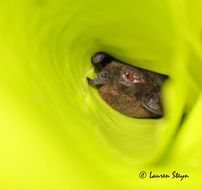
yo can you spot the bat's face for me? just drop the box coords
[113,64,146,95]
[87,52,168,118]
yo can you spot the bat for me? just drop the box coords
[87,52,168,118]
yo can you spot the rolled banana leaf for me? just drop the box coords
[0,0,202,189]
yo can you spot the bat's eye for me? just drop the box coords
[122,70,144,83]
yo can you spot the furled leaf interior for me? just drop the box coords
[0,0,202,189]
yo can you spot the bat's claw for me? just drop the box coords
[140,93,163,117]
[87,77,108,87]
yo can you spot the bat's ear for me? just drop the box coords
[155,74,169,86]
[91,52,113,71]
[140,93,163,117]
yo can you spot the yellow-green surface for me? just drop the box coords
[0,0,202,189]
